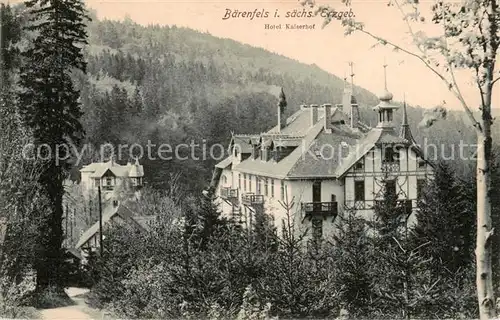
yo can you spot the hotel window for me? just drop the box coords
[280,180,285,201]
[256,177,261,195]
[354,160,364,171]
[264,178,269,196]
[383,146,398,163]
[354,180,365,201]
[418,159,426,168]
[249,175,252,192]
[238,174,241,189]
[105,177,113,186]
[271,179,275,197]
[243,174,247,191]
[223,175,227,185]
[387,110,393,122]
[417,179,426,199]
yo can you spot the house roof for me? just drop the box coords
[232,106,367,179]
[334,128,422,177]
[75,203,145,249]
[217,99,424,181]
[234,120,324,179]
[82,159,144,179]
[215,156,233,169]
[230,135,255,154]
[287,125,364,178]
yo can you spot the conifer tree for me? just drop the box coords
[411,161,475,276]
[369,177,444,319]
[331,209,372,317]
[18,0,89,293]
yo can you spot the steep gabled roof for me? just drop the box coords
[231,106,369,179]
[75,204,145,249]
[287,124,364,179]
[335,128,422,178]
[215,156,233,169]
[235,121,324,179]
[230,135,255,153]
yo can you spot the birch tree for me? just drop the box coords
[301,0,499,317]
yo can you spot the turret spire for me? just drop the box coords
[349,61,354,89]
[399,94,414,142]
[373,59,398,130]
[378,58,393,101]
[278,87,287,130]
[383,58,388,90]
[347,61,360,129]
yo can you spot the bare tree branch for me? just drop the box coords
[493,76,500,86]
[352,24,483,132]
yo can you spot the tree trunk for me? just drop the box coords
[35,167,66,294]
[476,124,496,319]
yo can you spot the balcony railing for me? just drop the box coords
[242,193,264,206]
[346,199,413,213]
[374,199,413,213]
[301,202,338,220]
[220,187,238,200]
[381,160,400,172]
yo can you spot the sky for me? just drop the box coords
[10,0,500,110]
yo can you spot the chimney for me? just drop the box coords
[278,88,287,131]
[310,104,318,127]
[350,95,360,129]
[322,104,332,133]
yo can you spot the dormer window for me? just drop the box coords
[354,161,364,171]
[132,177,142,186]
[105,177,113,186]
[273,147,281,162]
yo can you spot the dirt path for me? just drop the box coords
[39,288,110,320]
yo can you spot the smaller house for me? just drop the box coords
[80,157,144,198]
[75,201,148,262]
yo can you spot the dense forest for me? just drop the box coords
[74,11,495,192]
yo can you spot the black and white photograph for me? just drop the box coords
[0,0,499,318]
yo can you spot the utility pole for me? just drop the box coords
[71,208,75,245]
[98,186,103,256]
[65,203,68,246]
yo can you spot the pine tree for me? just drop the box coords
[411,161,475,276]
[331,209,372,317]
[369,177,444,319]
[18,0,89,293]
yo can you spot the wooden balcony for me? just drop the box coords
[241,193,264,206]
[301,202,338,220]
[374,199,413,213]
[381,160,400,172]
[102,185,114,191]
[220,187,238,200]
[346,200,413,213]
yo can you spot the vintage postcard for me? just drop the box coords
[1,0,500,319]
